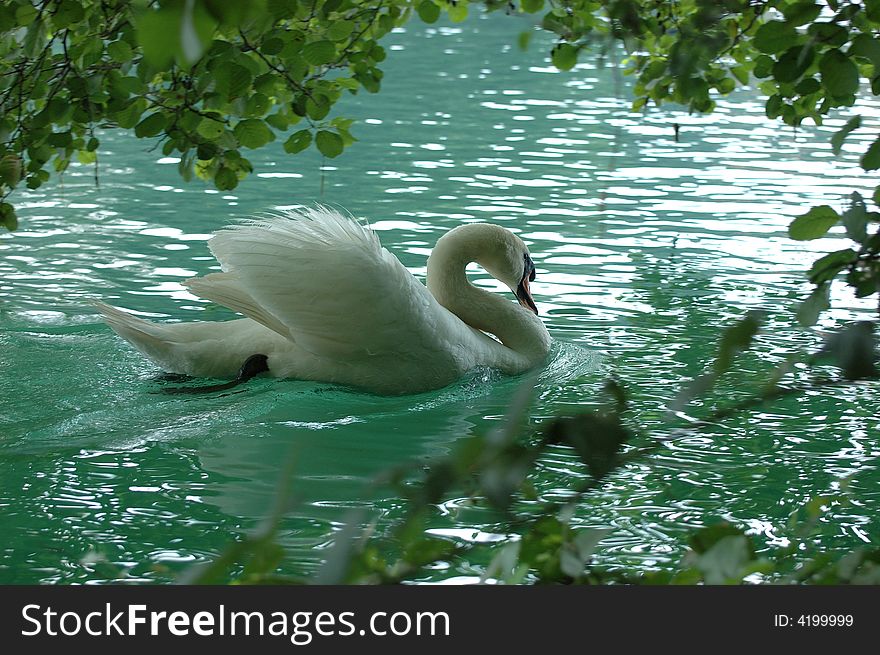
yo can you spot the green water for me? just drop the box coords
[2,15,879,584]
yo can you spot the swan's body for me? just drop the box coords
[95,207,551,395]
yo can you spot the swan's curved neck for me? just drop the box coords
[426,224,550,366]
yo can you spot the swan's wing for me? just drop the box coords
[184,272,291,338]
[198,206,448,360]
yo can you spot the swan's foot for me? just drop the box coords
[160,354,270,395]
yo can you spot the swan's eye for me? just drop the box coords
[524,254,536,282]
[517,254,539,315]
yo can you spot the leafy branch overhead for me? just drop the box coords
[0,0,435,229]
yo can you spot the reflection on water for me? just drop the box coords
[1,14,878,583]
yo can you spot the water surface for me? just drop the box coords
[2,14,879,583]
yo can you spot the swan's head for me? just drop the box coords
[469,225,539,316]
[428,222,540,316]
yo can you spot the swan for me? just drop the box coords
[94,206,552,395]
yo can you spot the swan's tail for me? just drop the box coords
[92,301,184,372]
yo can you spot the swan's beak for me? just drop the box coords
[517,255,538,315]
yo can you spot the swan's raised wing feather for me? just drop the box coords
[184,272,291,338]
[202,207,445,361]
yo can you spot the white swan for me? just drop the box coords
[94,207,551,395]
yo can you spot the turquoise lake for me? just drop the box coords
[1,13,879,583]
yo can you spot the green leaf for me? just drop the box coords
[820,49,860,97]
[402,537,457,568]
[842,192,869,243]
[107,40,134,63]
[268,0,299,20]
[336,126,356,147]
[283,129,312,154]
[847,260,880,299]
[241,541,285,580]
[715,311,763,375]
[789,205,840,240]
[730,65,749,85]
[15,4,37,25]
[754,21,797,55]
[109,75,144,98]
[482,542,523,584]
[196,140,219,159]
[417,0,440,23]
[808,21,848,47]
[765,94,783,119]
[135,6,180,69]
[178,153,194,182]
[47,131,73,147]
[797,283,830,327]
[245,93,271,117]
[214,166,238,190]
[197,118,225,140]
[551,44,578,71]
[862,137,880,171]
[53,0,85,29]
[329,116,354,131]
[315,130,344,158]
[689,523,747,554]
[0,154,22,187]
[302,40,336,66]
[521,0,544,13]
[572,528,613,564]
[849,33,880,69]
[305,95,330,120]
[782,1,821,26]
[136,0,214,67]
[260,36,284,56]
[715,77,735,94]
[545,412,631,480]
[773,45,814,84]
[44,97,71,123]
[690,534,755,584]
[448,2,468,22]
[265,112,291,131]
[753,55,774,79]
[808,249,858,284]
[134,112,166,138]
[831,116,861,155]
[216,64,253,100]
[822,322,878,380]
[794,77,820,95]
[369,43,386,63]
[518,516,566,580]
[254,72,280,96]
[113,99,147,129]
[233,119,275,149]
[327,21,354,42]
[0,202,18,231]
